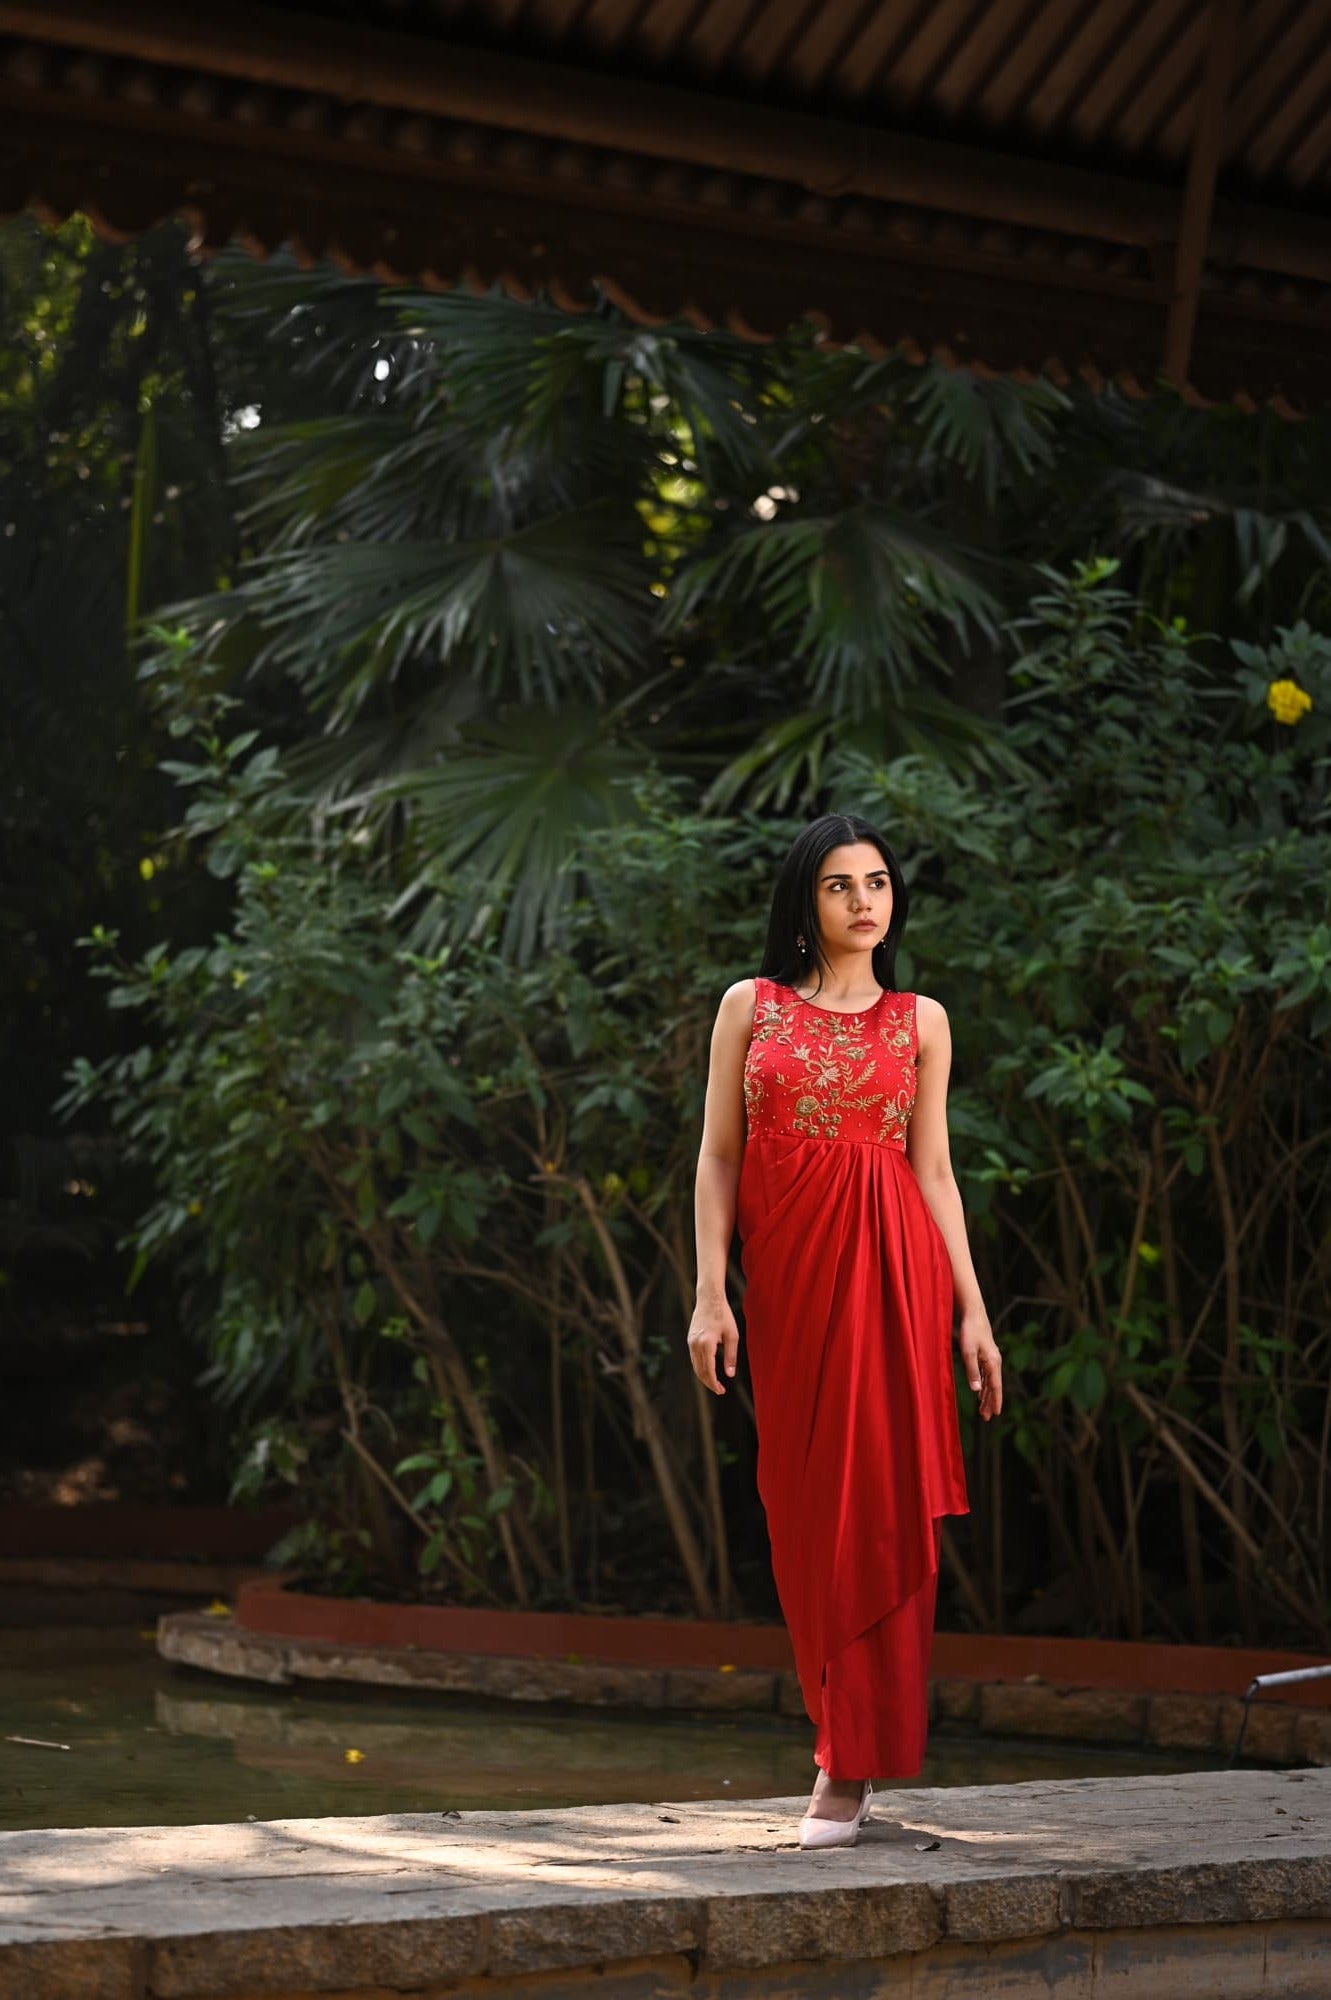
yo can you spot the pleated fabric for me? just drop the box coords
[814,1522,941,1780]
[737,979,969,1778]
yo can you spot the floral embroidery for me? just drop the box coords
[743,982,918,1149]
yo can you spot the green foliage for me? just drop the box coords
[134,255,1331,982]
[64,563,1330,1640]
[141,255,1072,958]
[840,566,1330,1641]
[664,503,999,713]
[0,214,240,1345]
[18,221,1331,1638]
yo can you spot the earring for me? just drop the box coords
[796,932,807,954]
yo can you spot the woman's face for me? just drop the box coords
[813,841,893,956]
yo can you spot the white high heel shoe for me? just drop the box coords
[798,1778,873,1850]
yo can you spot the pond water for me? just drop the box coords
[1,1626,1232,1832]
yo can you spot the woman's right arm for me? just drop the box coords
[687,978,756,1397]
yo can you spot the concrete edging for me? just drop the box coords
[232,1577,1331,1703]
[2,1769,1330,1999]
[159,1611,1331,1766]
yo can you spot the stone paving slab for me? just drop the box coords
[1,1769,1330,1997]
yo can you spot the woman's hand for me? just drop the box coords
[688,1293,740,1396]
[958,1306,1003,1421]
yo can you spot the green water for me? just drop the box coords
[0,1626,1228,1831]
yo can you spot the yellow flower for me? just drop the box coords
[1267,678,1313,725]
[344,1748,365,1764]
[203,1600,231,1618]
[187,1200,202,1217]
[139,857,155,881]
[719,1662,736,1673]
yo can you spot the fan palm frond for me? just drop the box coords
[209,251,404,400]
[898,367,1069,505]
[1108,472,1331,611]
[275,677,491,827]
[393,291,770,482]
[238,502,650,718]
[372,707,645,961]
[705,681,1020,813]
[668,504,998,715]
[232,414,431,546]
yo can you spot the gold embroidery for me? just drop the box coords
[743,985,918,1148]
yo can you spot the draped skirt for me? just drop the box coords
[738,1132,969,1777]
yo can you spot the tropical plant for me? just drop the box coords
[848,564,1331,1645]
[65,562,1330,1645]
[18,215,1331,1638]
[131,252,1331,980]
[60,688,791,1611]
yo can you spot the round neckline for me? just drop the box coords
[782,981,890,1019]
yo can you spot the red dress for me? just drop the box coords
[737,977,969,1779]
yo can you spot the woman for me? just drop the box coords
[687,812,1002,1850]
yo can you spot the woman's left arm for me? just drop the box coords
[906,994,1003,1421]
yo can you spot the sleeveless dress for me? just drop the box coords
[737,977,969,1779]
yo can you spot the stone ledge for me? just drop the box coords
[159,1614,758,1715]
[1,1770,1329,1999]
[158,1614,1331,1764]
[935,1675,980,1723]
[979,1683,1148,1744]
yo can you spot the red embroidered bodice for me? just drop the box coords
[743,976,919,1152]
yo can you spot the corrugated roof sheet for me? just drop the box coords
[257,0,1331,199]
[2,0,1329,406]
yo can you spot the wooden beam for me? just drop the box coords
[3,0,1330,292]
[4,99,1329,408]
[0,0,1205,247]
[1162,0,1241,389]
[4,0,1330,286]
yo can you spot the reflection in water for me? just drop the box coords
[2,1626,1226,1831]
[153,1686,809,1807]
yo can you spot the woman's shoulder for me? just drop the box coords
[719,976,771,1008]
[718,976,761,1019]
[911,991,950,1050]
[709,978,761,1053]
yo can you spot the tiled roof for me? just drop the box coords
[2,0,1329,407]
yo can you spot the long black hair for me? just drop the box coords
[757,812,909,996]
